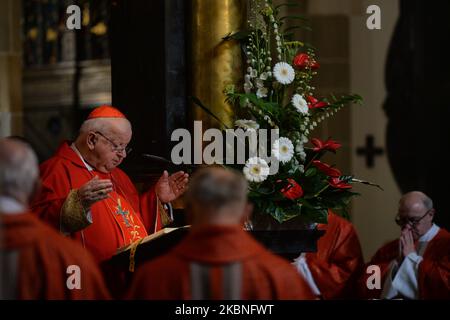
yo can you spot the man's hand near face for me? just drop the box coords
[398,226,417,264]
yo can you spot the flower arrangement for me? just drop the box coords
[194,0,377,225]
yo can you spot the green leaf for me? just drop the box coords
[275,2,299,10]
[301,206,328,224]
[279,15,309,22]
[331,207,350,220]
[301,174,329,198]
[222,30,252,41]
[283,32,295,41]
[237,93,280,123]
[190,96,230,129]
[285,24,312,32]
[305,167,317,177]
[283,25,302,33]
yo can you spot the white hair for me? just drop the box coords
[0,139,39,201]
[79,118,132,136]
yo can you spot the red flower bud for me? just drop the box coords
[293,53,320,71]
[307,95,328,109]
[329,177,352,189]
[310,60,320,70]
[312,160,341,177]
[280,178,304,200]
[293,53,310,70]
[311,138,342,153]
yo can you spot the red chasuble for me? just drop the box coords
[359,228,450,299]
[0,212,110,299]
[305,212,365,299]
[125,225,316,300]
[30,142,164,262]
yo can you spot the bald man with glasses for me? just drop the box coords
[359,191,450,299]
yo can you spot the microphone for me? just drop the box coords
[141,154,199,170]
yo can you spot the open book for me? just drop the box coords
[116,225,190,255]
[110,225,190,272]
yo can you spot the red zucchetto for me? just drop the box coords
[87,105,126,119]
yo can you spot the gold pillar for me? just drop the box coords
[188,0,246,129]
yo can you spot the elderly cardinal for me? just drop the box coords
[31,105,189,263]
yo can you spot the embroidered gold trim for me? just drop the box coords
[129,238,144,272]
[158,197,173,227]
[61,189,91,233]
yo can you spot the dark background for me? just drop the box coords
[384,0,450,230]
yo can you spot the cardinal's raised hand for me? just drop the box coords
[77,176,113,210]
[156,170,189,203]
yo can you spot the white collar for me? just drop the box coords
[419,223,440,242]
[71,143,94,171]
[0,196,26,215]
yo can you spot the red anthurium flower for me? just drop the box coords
[293,53,310,69]
[307,95,328,109]
[280,178,304,200]
[311,138,342,152]
[310,60,320,70]
[312,160,341,177]
[329,177,352,189]
[293,53,320,71]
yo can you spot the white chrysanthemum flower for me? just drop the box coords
[291,94,309,114]
[256,87,268,98]
[273,62,295,85]
[234,119,260,131]
[243,157,270,182]
[272,137,294,163]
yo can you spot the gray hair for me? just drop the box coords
[79,118,131,135]
[402,191,434,211]
[0,138,39,201]
[422,193,433,210]
[185,166,248,211]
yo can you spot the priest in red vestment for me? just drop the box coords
[125,167,315,300]
[1,138,110,299]
[292,211,365,299]
[30,106,189,263]
[359,191,450,299]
